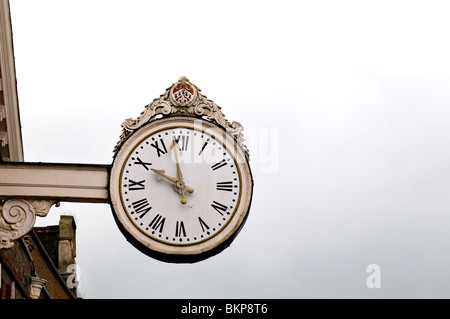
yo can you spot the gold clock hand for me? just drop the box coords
[150,168,178,184]
[170,138,194,204]
[170,138,183,181]
[181,182,194,194]
[151,168,194,204]
[180,190,187,204]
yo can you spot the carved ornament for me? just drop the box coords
[113,77,249,159]
[0,199,59,249]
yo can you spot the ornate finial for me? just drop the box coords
[113,77,249,160]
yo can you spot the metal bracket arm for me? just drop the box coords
[0,162,110,249]
[0,162,110,202]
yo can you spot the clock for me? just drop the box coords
[109,77,253,263]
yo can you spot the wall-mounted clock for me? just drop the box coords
[109,77,253,263]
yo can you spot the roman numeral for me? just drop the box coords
[150,139,167,157]
[133,157,152,170]
[216,181,233,192]
[175,221,186,237]
[211,201,227,215]
[211,159,227,171]
[128,179,145,191]
[173,135,189,151]
[198,141,208,156]
[198,217,210,233]
[148,214,165,233]
[131,198,152,219]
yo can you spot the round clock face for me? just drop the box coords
[110,117,253,262]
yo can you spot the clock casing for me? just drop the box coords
[109,116,253,263]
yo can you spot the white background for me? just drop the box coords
[9,0,450,298]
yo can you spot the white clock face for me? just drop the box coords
[119,124,241,246]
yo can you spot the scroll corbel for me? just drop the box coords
[0,199,59,249]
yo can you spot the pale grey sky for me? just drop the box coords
[9,0,450,298]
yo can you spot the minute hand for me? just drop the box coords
[170,139,194,205]
[171,139,184,181]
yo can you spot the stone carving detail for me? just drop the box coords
[0,199,59,249]
[30,277,48,299]
[0,132,7,147]
[113,76,249,159]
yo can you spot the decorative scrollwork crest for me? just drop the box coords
[113,77,249,159]
[0,199,59,249]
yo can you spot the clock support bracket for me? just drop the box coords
[0,76,251,254]
[0,162,109,249]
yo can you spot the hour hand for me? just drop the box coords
[150,168,178,184]
[151,167,194,205]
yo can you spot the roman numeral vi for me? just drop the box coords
[175,221,186,237]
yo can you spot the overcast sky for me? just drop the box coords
[8,0,450,298]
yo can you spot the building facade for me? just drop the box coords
[0,0,78,299]
[0,216,78,299]
[0,0,22,163]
